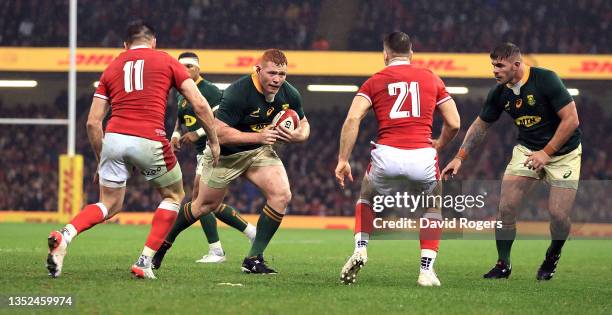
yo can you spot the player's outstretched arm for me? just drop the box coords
[441,117,492,178]
[86,97,110,163]
[179,79,219,165]
[335,95,371,188]
[433,98,460,151]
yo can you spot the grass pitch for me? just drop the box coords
[1,222,611,314]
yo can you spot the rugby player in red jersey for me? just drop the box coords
[46,20,219,279]
[335,32,460,286]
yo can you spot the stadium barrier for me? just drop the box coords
[2,211,611,237]
[0,48,610,79]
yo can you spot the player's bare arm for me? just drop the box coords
[441,117,492,177]
[171,119,181,151]
[432,98,460,151]
[180,78,220,165]
[524,101,580,171]
[86,97,111,163]
[216,119,279,145]
[335,95,371,188]
[276,117,310,143]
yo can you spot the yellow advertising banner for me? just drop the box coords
[58,154,83,223]
[0,47,610,79]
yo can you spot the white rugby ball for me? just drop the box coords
[271,109,300,131]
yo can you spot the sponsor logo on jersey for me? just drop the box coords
[180,99,187,108]
[515,98,523,109]
[184,115,197,127]
[504,101,510,109]
[250,123,269,132]
[514,115,541,127]
[527,95,536,106]
[249,108,260,117]
[266,107,275,117]
[563,170,572,179]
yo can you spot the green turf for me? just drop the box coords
[1,222,611,315]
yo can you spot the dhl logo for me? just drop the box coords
[58,53,116,66]
[62,166,74,216]
[411,59,467,71]
[225,56,295,68]
[570,61,612,73]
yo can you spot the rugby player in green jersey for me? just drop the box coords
[442,43,581,281]
[157,49,309,274]
[152,52,255,269]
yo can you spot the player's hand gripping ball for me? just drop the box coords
[271,109,300,131]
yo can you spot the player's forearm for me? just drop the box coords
[294,119,310,142]
[86,122,104,162]
[437,122,460,150]
[193,101,218,144]
[457,117,490,159]
[217,125,262,146]
[544,115,579,155]
[338,117,360,162]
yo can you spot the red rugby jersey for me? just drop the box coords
[94,46,190,141]
[357,61,452,149]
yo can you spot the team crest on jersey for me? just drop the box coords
[184,115,197,127]
[266,107,275,117]
[282,104,290,110]
[515,98,523,109]
[527,95,536,106]
[514,115,541,128]
[249,108,260,117]
[250,123,269,132]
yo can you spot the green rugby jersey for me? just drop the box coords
[176,76,222,153]
[216,73,304,155]
[479,66,581,155]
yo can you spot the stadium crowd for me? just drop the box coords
[0,0,321,50]
[1,93,610,222]
[349,0,611,53]
[0,0,609,53]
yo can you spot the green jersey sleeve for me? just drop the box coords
[202,82,223,108]
[285,82,305,119]
[479,86,504,123]
[216,83,245,126]
[176,93,186,124]
[540,70,573,112]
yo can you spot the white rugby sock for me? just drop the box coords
[420,249,437,271]
[354,232,369,252]
[208,241,224,256]
[243,223,256,242]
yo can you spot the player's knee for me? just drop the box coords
[498,201,518,223]
[270,189,291,210]
[549,211,570,225]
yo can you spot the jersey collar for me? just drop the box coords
[129,44,150,50]
[251,73,264,94]
[387,60,411,67]
[195,76,204,85]
[506,65,530,95]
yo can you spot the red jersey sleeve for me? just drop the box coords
[93,72,110,101]
[168,56,190,89]
[356,78,374,105]
[434,74,452,106]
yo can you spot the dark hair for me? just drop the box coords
[125,20,155,45]
[383,31,412,54]
[261,49,288,65]
[178,52,199,60]
[490,42,521,60]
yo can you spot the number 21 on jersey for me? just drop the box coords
[123,60,144,93]
[388,81,420,119]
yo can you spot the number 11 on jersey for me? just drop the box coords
[123,60,145,93]
[388,81,420,119]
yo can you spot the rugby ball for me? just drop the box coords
[271,109,300,131]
